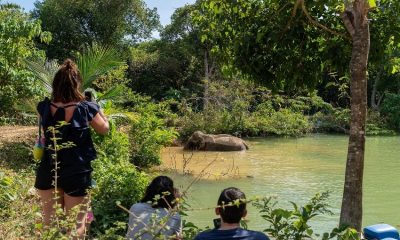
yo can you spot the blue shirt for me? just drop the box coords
[194,228,269,240]
[37,98,100,177]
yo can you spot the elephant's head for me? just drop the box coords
[184,131,205,150]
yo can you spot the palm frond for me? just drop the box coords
[26,59,59,93]
[77,44,125,89]
[97,85,126,101]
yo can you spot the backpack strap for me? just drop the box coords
[38,115,42,138]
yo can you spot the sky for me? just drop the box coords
[4,0,195,26]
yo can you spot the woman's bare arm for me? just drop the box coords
[90,110,109,135]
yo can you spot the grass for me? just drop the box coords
[0,132,41,238]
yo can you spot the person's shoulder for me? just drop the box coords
[130,202,151,211]
[78,100,100,120]
[194,229,215,240]
[245,229,270,240]
[37,97,50,113]
[79,100,100,109]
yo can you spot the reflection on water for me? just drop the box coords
[159,134,400,233]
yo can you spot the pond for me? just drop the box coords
[159,134,400,234]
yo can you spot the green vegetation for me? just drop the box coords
[33,0,160,60]
[381,93,400,131]
[0,3,51,116]
[253,192,359,240]
[91,122,149,235]
[1,0,400,238]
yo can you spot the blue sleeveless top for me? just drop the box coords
[37,98,100,177]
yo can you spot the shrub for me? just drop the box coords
[91,122,149,235]
[366,110,396,135]
[312,108,351,133]
[381,93,400,131]
[249,103,312,136]
[0,171,18,209]
[93,64,129,93]
[176,80,326,138]
[126,93,178,168]
[253,192,360,240]
[0,4,51,115]
[178,99,312,138]
[312,107,396,135]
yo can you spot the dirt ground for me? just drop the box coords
[0,125,36,143]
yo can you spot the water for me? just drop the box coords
[159,134,400,233]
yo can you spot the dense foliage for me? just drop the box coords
[0,4,51,115]
[253,192,359,240]
[176,80,317,138]
[1,0,400,238]
[381,93,400,131]
[33,0,160,59]
[91,122,149,235]
[127,40,202,100]
[125,93,178,168]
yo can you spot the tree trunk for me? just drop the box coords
[203,49,210,109]
[371,67,383,110]
[340,0,370,232]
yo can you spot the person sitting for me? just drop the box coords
[126,176,181,240]
[194,187,269,240]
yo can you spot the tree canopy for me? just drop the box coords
[0,3,51,114]
[33,0,160,60]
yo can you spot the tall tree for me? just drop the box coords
[198,0,378,231]
[339,0,373,231]
[33,0,160,60]
[195,0,350,92]
[127,40,202,100]
[164,3,222,108]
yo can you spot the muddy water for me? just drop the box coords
[159,134,400,233]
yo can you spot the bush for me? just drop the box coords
[126,93,178,168]
[93,64,129,93]
[0,171,18,209]
[177,80,314,138]
[0,113,36,126]
[312,107,396,135]
[91,123,149,236]
[253,192,360,240]
[0,4,51,115]
[366,110,396,135]
[312,108,350,133]
[247,103,311,136]
[381,93,400,131]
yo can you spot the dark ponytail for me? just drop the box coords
[52,59,84,103]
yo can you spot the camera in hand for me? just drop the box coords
[213,218,221,229]
[84,90,96,103]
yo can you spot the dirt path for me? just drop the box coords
[0,126,36,143]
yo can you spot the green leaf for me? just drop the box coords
[201,34,208,43]
[368,0,377,8]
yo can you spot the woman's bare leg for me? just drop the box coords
[64,193,90,239]
[37,188,64,226]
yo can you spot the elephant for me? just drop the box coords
[184,131,249,151]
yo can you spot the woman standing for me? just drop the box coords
[35,59,109,237]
